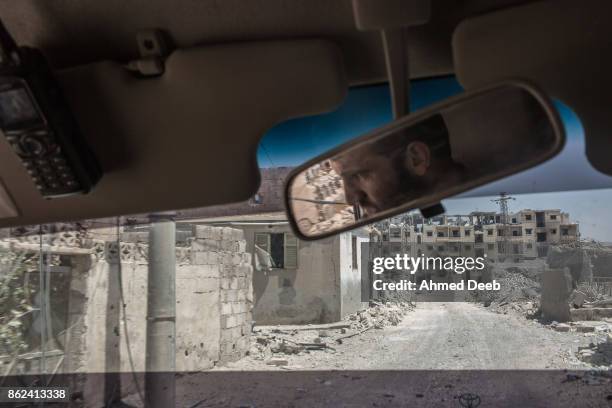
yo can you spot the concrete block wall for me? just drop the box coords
[55,225,254,405]
[192,226,253,363]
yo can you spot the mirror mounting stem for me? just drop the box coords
[382,28,410,118]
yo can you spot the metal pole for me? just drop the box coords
[145,213,176,408]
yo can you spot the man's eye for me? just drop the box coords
[352,171,370,180]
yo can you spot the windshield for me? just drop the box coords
[1,77,611,407]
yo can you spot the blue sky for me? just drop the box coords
[258,77,612,241]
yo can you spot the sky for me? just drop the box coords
[257,77,612,241]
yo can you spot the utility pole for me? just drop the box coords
[491,192,515,261]
[145,213,176,408]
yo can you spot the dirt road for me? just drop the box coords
[147,303,612,407]
[221,302,595,371]
[343,302,592,370]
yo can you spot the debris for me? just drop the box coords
[247,301,412,361]
[575,325,595,333]
[300,342,334,351]
[254,321,351,332]
[571,290,587,308]
[552,323,571,332]
[336,326,374,343]
[266,358,288,366]
[575,333,612,366]
[586,298,612,308]
[469,260,544,317]
[270,341,303,354]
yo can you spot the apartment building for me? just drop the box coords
[379,209,579,261]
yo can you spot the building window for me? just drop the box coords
[525,228,532,235]
[437,231,444,237]
[512,230,519,237]
[487,230,493,236]
[437,246,446,252]
[561,228,569,236]
[465,230,471,236]
[550,215,557,220]
[551,229,557,234]
[525,214,532,221]
[497,229,504,236]
[527,243,533,249]
[487,243,495,250]
[255,232,298,269]
[452,230,460,237]
[427,245,434,251]
[511,218,517,223]
[390,228,401,239]
[427,231,433,237]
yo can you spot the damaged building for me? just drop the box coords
[0,222,255,405]
[174,167,371,325]
[180,212,369,325]
[379,208,579,261]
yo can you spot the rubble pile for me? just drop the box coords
[576,333,612,367]
[475,263,542,316]
[347,301,413,330]
[248,301,413,362]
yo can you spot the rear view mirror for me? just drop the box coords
[284,81,565,240]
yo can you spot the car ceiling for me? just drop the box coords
[1,0,528,83]
[0,0,611,229]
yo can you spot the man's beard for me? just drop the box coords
[359,156,430,218]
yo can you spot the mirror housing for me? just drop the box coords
[284,81,565,240]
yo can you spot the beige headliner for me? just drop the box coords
[0,0,527,84]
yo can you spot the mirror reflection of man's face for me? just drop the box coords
[331,140,432,218]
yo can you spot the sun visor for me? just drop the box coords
[453,0,612,176]
[0,39,347,228]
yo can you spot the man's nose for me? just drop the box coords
[344,181,366,206]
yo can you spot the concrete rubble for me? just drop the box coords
[472,243,612,325]
[247,301,413,363]
[575,333,612,367]
[472,260,543,317]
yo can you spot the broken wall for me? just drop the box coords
[1,225,253,406]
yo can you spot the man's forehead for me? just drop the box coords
[332,147,384,173]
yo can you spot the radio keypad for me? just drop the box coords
[6,128,82,196]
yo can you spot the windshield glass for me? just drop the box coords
[2,77,611,406]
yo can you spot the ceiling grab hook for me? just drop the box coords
[126,29,172,77]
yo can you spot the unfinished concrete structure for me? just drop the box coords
[379,209,579,261]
